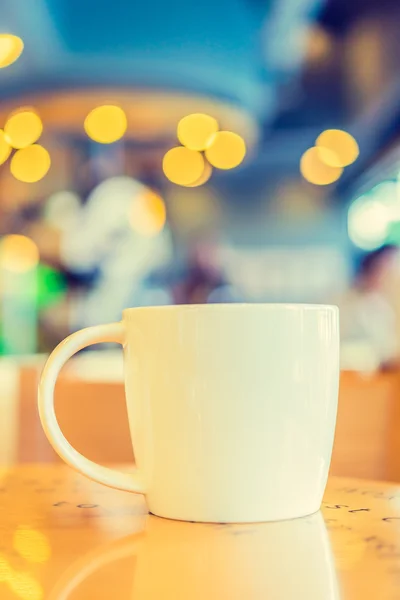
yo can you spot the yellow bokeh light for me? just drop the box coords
[0,34,24,69]
[0,554,11,582]
[205,131,246,170]
[316,146,341,167]
[8,571,43,600]
[129,189,166,236]
[316,129,359,167]
[10,144,51,183]
[84,105,127,144]
[13,527,51,563]
[187,160,212,187]
[177,113,218,151]
[0,130,11,165]
[300,146,343,185]
[163,146,205,186]
[0,235,39,273]
[4,109,43,149]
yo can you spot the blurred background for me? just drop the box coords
[0,0,399,373]
[0,0,400,489]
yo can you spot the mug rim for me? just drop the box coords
[123,303,338,317]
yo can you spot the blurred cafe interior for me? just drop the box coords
[3,0,400,597]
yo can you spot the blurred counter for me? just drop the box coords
[2,352,400,484]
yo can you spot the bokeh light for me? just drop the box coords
[8,571,43,600]
[306,25,332,64]
[0,235,39,273]
[0,554,11,582]
[0,130,11,165]
[13,527,51,563]
[177,113,218,151]
[187,160,213,187]
[10,144,51,183]
[316,146,341,168]
[84,105,127,144]
[167,185,221,234]
[205,131,246,170]
[348,199,389,250]
[163,146,205,186]
[300,146,343,185]
[129,189,166,236]
[316,129,359,167]
[4,109,43,149]
[0,34,24,69]
[348,182,399,250]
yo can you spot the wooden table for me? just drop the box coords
[1,467,400,599]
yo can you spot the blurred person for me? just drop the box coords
[26,176,173,337]
[173,235,231,304]
[338,245,400,371]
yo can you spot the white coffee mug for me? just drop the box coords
[38,304,339,523]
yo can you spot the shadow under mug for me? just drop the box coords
[38,304,340,522]
[48,512,340,600]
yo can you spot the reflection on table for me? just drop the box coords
[2,465,400,599]
[48,510,338,600]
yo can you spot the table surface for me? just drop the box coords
[1,468,400,599]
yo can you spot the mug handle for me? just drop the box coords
[38,322,146,494]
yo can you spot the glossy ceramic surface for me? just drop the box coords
[1,467,400,599]
[38,304,340,522]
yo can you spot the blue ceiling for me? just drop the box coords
[0,0,323,119]
[51,0,261,57]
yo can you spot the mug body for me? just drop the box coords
[123,304,339,522]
